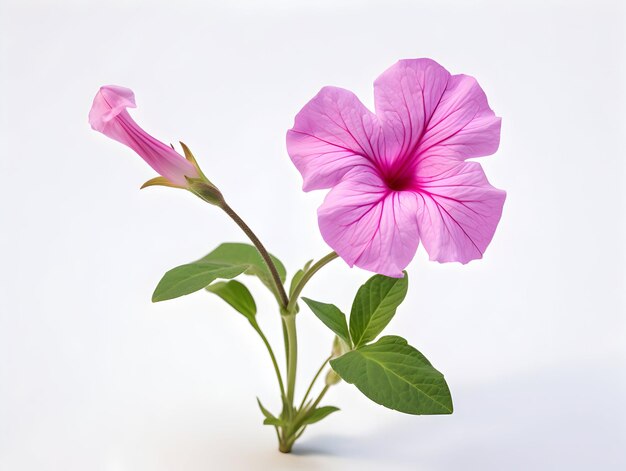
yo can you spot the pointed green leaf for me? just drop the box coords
[349,272,408,347]
[301,406,340,425]
[199,243,286,294]
[263,417,283,426]
[257,397,284,426]
[152,264,247,302]
[206,280,256,322]
[256,397,273,419]
[302,297,350,345]
[152,243,286,303]
[330,335,453,415]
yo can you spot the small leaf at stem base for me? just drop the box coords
[301,406,340,425]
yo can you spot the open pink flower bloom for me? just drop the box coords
[287,59,506,277]
[89,85,199,187]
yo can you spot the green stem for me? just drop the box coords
[220,201,289,308]
[298,355,331,410]
[277,252,340,453]
[253,323,286,400]
[309,384,330,411]
[286,252,338,313]
[288,383,332,448]
[283,314,298,409]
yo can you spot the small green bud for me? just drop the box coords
[325,368,341,386]
[331,335,350,358]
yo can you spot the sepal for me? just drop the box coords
[140,176,183,189]
[180,141,211,182]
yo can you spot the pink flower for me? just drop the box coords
[89,85,199,187]
[287,59,506,277]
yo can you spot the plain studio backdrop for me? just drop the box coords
[1,0,624,470]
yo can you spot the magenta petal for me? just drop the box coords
[374,59,501,165]
[415,159,506,263]
[416,73,501,161]
[317,168,420,277]
[373,59,451,164]
[89,85,198,187]
[88,85,136,132]
[289,58,504,275]
[286,86,383,191]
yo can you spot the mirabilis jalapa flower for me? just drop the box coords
[89,85,202,189]
[287,58,506,277]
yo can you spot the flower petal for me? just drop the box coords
[89,85,199,187]
[286,86,383,191]
[415,159,506,263]
[373,59,450,165]
[416,74,501,161]
[317,167,420,277]
[88,85,136,132]
[373,59,501,166]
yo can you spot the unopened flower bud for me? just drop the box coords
[325,368,341,386]
[331,335,350,358]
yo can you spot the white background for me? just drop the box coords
[1,0,624,469]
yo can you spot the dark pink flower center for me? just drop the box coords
[378,158,419,192]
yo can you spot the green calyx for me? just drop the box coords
[139,141,224,206]
[187,178,224,206]
[180,141,224,206]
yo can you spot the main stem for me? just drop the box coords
[278,252,339,453]
[196,189,339,453]
[283,314,298,407]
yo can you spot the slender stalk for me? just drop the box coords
[283,314,298,408]
[286,252,338,313]
[309,384,330,411]
[298,355,331,410]
[253,323,286,400]
[220,201,289,308]
[287,383,332,449]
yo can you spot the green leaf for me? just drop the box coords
[199,242,286,294]
[263,417,283,426]
[152,243,286,302]
[152,264,247,302]
[206,280,256,322]
[349,272,408,347]
[301,406,340,425]
[302,297,350,345]
[330,335,453,415]
[257,398,284,426]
